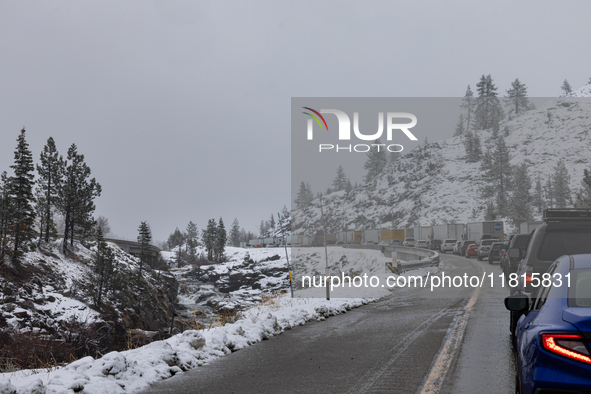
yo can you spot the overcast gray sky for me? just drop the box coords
[1,0,590,243]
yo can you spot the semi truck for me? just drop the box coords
[466,221,504,243]
[364,229,380,244]
[413,226,432,241]
[432,224,464,241]
[380,229,405,242]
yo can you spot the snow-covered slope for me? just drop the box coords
[292,96,591,234]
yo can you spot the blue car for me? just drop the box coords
[505,254,591,393]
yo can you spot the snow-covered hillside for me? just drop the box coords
[292,96,591,234]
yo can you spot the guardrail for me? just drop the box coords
[342,244,439,273]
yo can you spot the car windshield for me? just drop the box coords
[568,269,591,307]
[537,231,591,261]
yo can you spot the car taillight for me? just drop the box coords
[525,265,534,284]
[541,334,591,364]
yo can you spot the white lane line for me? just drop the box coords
[419,258,486,394]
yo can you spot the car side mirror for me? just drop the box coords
[504,295,529,312]
[508,248,521,259]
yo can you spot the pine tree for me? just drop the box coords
[534,175,545,214]
[552,159,572,207]
[88,228,115,307]
[453,114,465,137]
[345,179,353,194]
[36,137,64,244]
[58,144,101,253]
[509,163,533,226]
[167,228,185,251]
[0,172,12,265]
[504,78,531,118]
[203,219,217,261]
[186,221,198,256]
[281,205,289,219]
[363,138,387,183]
[575,169,591,208]
[474,74,504,130]
[95,215,111,237]
[269,214,275,231]
[460,85,476,132]
[230,218,240,247]
[8,129,36,263]
[545,177,554,209]
[215,217,226,262]
[332,165,348,191]
[482,136,512,215]
[295,181,310,209]
[137,221,152,285]
[561,79,573,97]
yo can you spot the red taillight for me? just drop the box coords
[525,264,534,284]
[541,334,591,364]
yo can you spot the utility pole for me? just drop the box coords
[320,194,330,300]
[278,212,293,298]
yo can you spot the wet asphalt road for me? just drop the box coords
[141,253,515,394]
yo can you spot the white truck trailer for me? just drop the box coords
[364,229,380,244]
[466,221,504,243]
[432,224,464,241]
[413,226,432,241]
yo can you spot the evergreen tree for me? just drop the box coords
[215,217,226,262]
[0,172,12,265]
[332,165,348,191]
[363,138,387,183]
[504,78,531,118]
[453,114,465,137]
[561,79,573,96]
[464,130,481,162]
[269,214,275,231]
[295,181,313,209]
[482,136,512,215]
[95,215,111,237]
[186,221,198,256]
[575,169,591,208]
[534,175,545,214]
[552,159,572,207]
[503,125,510,137]
[460,85,476,132]
[281,205,290,219]
[136,221,152,285]
[167,227,185,250]
[345,179,353,194]
[36,137,64,244]
[8,129,36,263]
[87,228,115,307]
[203,219,217,261]
[58,144,101,253]
[545,177,555,208]
[509,163,533,226]
[474,74,504,130]
[230,218,240,247]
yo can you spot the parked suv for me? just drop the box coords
[441,239,457,253]
[508,208,591,337]
[477,238,498,261]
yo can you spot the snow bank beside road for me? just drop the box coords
[0,295,374,394]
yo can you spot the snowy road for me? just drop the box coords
[141,253,515,393]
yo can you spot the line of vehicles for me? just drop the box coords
[248,221,523,249]
[498,209,591,393]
